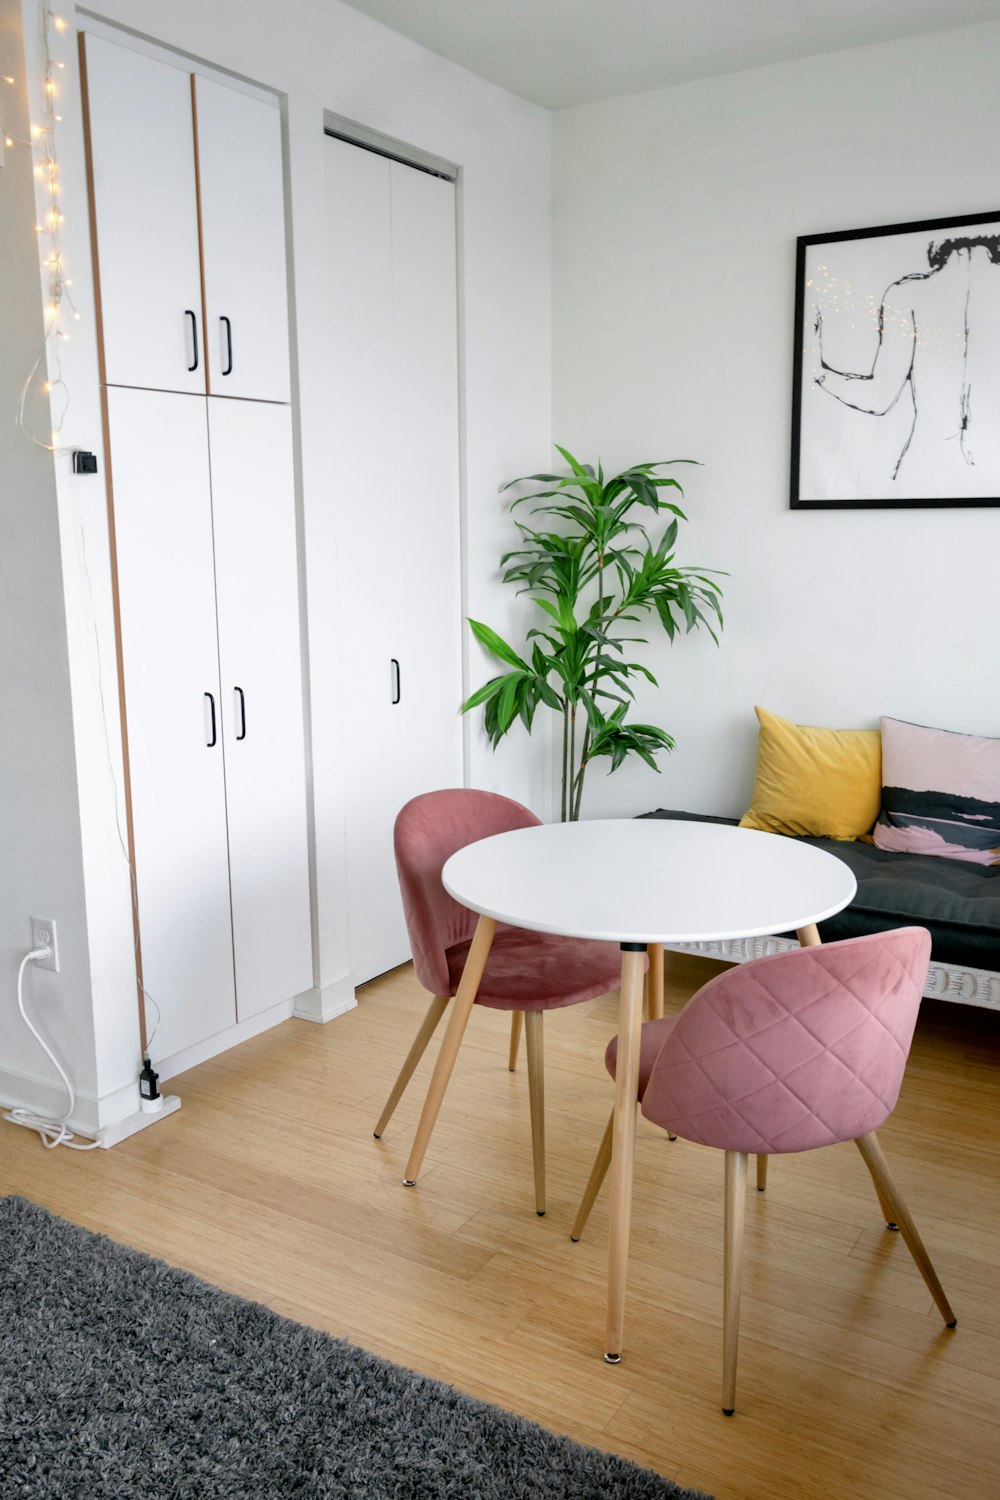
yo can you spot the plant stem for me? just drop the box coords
[573,750,588,821]
[569,705,577,822]
[560,702,569,824]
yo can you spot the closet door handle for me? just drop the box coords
[205,692,217,747]
[391,658,401,706]
[220,316,233,377]
[234,686,246,741]
[186,310,199,373]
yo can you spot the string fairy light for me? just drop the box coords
[11,8,78,454]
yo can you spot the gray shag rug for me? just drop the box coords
[0,1196,711,1499]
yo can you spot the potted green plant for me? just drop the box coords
[462,446,724,822]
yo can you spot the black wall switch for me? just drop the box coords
[72,450,98,474]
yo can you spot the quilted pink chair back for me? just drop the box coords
[394,789,541,997]
[641,928,931,1154]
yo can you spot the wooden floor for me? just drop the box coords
[3,952,999,1500]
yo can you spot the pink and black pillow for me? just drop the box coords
[874,717,1000,865]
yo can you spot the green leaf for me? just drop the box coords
[467,619,530,672]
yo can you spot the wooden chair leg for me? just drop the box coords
[571,1108,614,1242]
[723,1149,748,1415]
[646,943,665,1021]
[508,1011,523,1072]
[756,1154,768,1192]
[404,915,496,1186]
[374,994,449,1138]
[854,1132,956,1327]
[524,1012,546,1215]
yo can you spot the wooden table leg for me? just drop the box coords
[646,942,664,1021]
[604,943,647,1363]
[796,924,821,947]
[403,914,496,1186]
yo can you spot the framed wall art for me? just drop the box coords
[790,208,1000,509]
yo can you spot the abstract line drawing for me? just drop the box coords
[790,211,1000,509]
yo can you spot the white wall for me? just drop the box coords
[552,22,1000,820]
[1,0,551,1122]
[0,0,106,1128]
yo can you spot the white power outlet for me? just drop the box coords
[31,917,60,972]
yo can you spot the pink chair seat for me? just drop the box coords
[605,1015,677,1097]
[447,924,621,1011]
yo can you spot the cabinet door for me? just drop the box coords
[106,388,236,1059]
[208,398,312,1019]
[194,77,291,403]
[82,35,205,395]
[325,137,407,985]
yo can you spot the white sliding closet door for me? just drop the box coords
[325,136,463,985]
[106,387,236,1058]
[209,398,312,1018]
[83,36,204,395]
[390,162,463,804]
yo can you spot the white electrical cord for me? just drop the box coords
[3,947,100,1150]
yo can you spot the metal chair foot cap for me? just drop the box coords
[402,1178,416,1187]
[604,1352,622,1365]
[373,1131,382,1139]
[536,1210,545,1216]
[722,1408,734,1417]
[886,1222,899,1231]
[947,1318,958,1328]
[667,1134,677,1141]
[570,1234,581,1243]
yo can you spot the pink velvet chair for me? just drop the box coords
[573,927,956,1413]
[373,789,623,1214]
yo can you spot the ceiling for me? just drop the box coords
[342,0,1000,110]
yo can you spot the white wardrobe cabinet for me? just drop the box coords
[326,136,463,986]
[106,388,312,1059]
[83,33,290,404]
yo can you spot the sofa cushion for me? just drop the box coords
[738,705,882,841]
[642,809,1000,972]
[873,716,1000,865]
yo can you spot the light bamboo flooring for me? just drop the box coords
[3,952,999,1499]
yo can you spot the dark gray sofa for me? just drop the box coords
[642,809,1000,1010]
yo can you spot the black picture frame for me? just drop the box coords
[790,208,1000,509]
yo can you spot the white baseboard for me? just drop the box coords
[0,1066,182,1147]
[155,997,296,1083]
[96,1095,182,1147]
[293,974,357,1024]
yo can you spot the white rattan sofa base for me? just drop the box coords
[663,938,1000,1012]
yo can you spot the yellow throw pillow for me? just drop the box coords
[739,706,881,841]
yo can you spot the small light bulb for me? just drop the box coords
[4,136,13,147]
[2,76,14,85]
[53,16,67,32]
[42,381,50,394]
[30,124,42,138]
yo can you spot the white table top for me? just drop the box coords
[442,818,857,945]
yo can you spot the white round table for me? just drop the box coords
[405,818,857,1361]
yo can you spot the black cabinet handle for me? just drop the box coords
[221,315,233,377]
[391,658,401,705]
[205,692,217,747]
[186,310,199,372]
[235,686,246,741]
